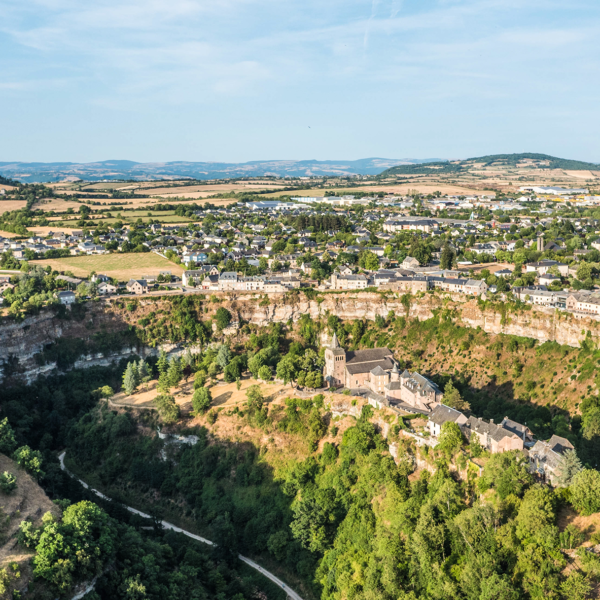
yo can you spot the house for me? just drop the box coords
[428,405,468,437]
[463,416,527,453]
[182,267,219,287]
[0,283,15,294]
[401,257,420,270]
[218,272,238,291]
[525,260,569,277]
[392,370,443,412]
[126,279,148,294]
[539,273,561,287]
[97,282,117,295]
[529,435,575,485]
[56,290,76,305]
[330,272,369,290]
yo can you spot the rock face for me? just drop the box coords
[229,291,599,348]
[1,291,599,383]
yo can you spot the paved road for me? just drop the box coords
[58,452,303,600]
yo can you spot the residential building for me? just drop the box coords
[126,280,149,294]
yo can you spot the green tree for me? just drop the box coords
[215,307,232,330]
[443,381,470,411]
[13,445,44,479]
[167,358,182,388]
[359,251,379,271]
[0,418,17,455]
[0,472,17,494]
[440,243,455,270]
[438,421,464,456]
[155,394,180,424]
[258,365,271,381]
[560,572,592,600]
[194,370,207,389]
[216,344,231,368]
[33,502,116,593]
[478,450,532,499]
[122,363,137,395]
[192,387,212,414]
[276,355,298,384]
[570,469,600,515]
[556,448,583,487]
[157,350,168,374]
[246,384,264,409]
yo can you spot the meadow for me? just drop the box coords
[31,252,183,280]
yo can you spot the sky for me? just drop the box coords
[1,0,600,163]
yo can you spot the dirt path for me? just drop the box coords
[58,452,303,600]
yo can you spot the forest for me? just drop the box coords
[2,309,600,599]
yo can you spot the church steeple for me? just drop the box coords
[331,332,340,348]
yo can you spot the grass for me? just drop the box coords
[31,252,184,281]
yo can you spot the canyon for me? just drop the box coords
[1,291,599,383]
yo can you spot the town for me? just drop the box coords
[3,181,600,320]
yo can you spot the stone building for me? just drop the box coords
[323,335,442,412]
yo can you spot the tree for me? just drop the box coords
[215,307,232,330]
[443,381,470,411]
[479,451,533,499]
[438,421,464,456]
[359,251,379,271]
[570,469,600,515]
[122,363,137,395]
[194,370,207,389]
[155,394,180,424]
[167,358,182,388]
[258,365,271,381]
[97,385,114,399]
[0,418,17,455]
[13,445,44,479]
[217,345,231,369]
[157,350,168,374]
[440,243,455,270]
[137,359,149,381]
[560,572,592,600]
[0,472,17,494]
[157,371,170,394]
[32,502,117,592]
[192,387,212,414]
[276,355,299,384]
[556,449,583,486]
[246,385,265,412]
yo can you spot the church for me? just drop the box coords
[323,334,443,413]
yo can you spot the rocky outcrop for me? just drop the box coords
[2,291,598,384]
[228,291,599,348]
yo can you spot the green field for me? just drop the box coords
[31,252,184,281]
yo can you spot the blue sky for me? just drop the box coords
[2,0,599,163]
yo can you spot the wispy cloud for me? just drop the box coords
[1,0,600,161]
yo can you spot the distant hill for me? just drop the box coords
[379,153,600,177]
[0,158,443,183]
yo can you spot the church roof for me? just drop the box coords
[346,347,393,365]
[346,358,395,375]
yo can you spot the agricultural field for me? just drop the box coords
[0,199,27,214]
[31,252,183,280]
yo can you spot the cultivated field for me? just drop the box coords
[0,199,27,214]
[31,252,184,280]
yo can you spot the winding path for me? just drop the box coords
[58,452,303,600]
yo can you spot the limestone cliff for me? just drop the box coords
[1,291,598,383]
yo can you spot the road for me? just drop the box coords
[58,452,304,600]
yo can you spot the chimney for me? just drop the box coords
[489,418,494,425]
